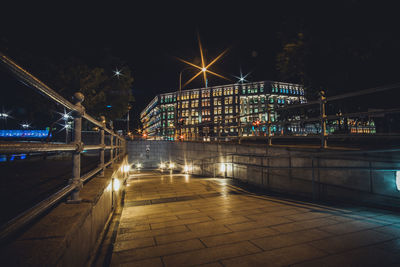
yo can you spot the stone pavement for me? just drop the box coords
[109,171,400,267]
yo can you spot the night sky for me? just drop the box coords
[1,1,399,128]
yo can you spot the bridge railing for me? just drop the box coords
[168,83,400,148]
[0,52,127,242]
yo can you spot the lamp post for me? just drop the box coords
[127,104,131,134]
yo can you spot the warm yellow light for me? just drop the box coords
[220,163,226,173]
[113,178,121,191]
[176,34,230,88]
[184,165,190,173]
[169,162,175,169]
[159,162,166,169]
[123,165,130,173]
[106,181,112,192]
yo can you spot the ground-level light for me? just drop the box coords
[123,165,130,173]
[113,178,121,191]
[184,165,190,173]
[220,163,226,173]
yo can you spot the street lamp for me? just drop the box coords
[127,104,132,134]
[179,67,192,92]
[178,67,192,140]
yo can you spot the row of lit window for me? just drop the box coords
[202,109,211,116]
[271,87,304,95]
[178,91,200,100]
[160,95,176,103]
[241,97,289,105]
[161,106,175,112]
[202,99,210,106]
[213,106,237,114]
[214,115,237,124]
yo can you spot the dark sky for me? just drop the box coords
[1,1,399,125]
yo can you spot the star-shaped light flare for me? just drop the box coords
[234,68,251,84]
[177,33,230,88]
[113,67,123,79]
[58,109,72,121]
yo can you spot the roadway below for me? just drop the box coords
[99,170,400,266]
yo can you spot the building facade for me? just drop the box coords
[140,80,307,140]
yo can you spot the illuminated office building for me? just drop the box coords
[140,80,306,140]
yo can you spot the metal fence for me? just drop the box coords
[151,83,400,148]
[0,52,126,242]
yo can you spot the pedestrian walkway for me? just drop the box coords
[110,171,400,266]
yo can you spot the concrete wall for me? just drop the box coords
[128,140,400,209]
[1,159,127,266]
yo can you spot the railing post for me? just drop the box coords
[110,134,114,166]
[319,91,327,148]
[238,116,242,144]
[68,92,84,203]
[267,106,272,146]
[117,138,120,159]
[99,116,105,177]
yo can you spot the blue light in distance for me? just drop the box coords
[106,105,112,108]
[0,130,50,138]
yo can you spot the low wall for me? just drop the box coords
[128,140,400,209]
[0,159,127,266]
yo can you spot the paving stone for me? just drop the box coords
[112,239,205,264]
[162,241,261,267]
[113,257,163,267]
[201,227,278,247]
[246,208,302,220]
[373,224,400,237]
[292,245,400,267]
[251,228,332,251]
[113,237,155,252]
[317,220,385,235]
[309,229,395,254]
[195,262,223,267]
[118,224,151,233]
[116,225,189,241]
[227,216,293,231]
[270,217,338,233]
[156,226,232,245]
[221,244,326,267]
[375,238,400,254]
[284,211,335,221]
[151,216,212,229]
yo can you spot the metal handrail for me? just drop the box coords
[0,52,123,141]
[0,52,128,243]
[169,82,400,148]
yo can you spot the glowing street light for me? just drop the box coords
[176,33,230,88]
[113,67,123,79]
[59,109,71,121]
[21,123,31,129]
